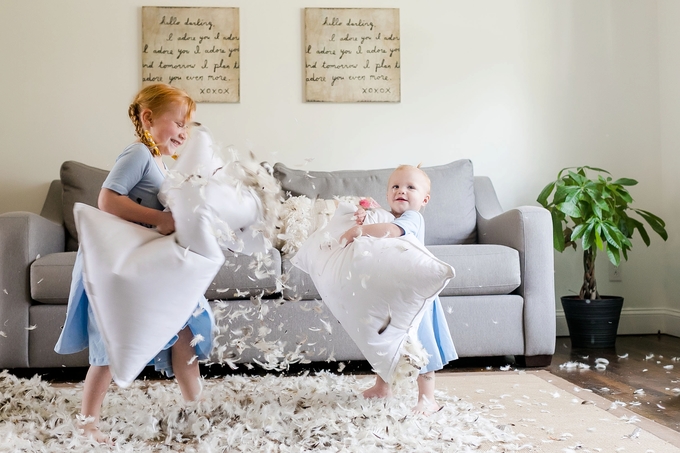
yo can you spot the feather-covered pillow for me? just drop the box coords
[290,202,455,383]
[161,126,281,256]
[277,196,390,256]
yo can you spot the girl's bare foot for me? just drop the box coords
[412,397,442,416]
[362,375,392,399]
[79,422,113,445]
[362,383,393,399]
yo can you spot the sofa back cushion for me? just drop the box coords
[60,161,109,251]
[274,159,477,245]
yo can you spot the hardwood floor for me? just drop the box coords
[547,334,680,432]
[444,334,680,433]
[9,334,680,433]
[443,334,680,433]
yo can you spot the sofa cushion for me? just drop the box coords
[428,244,521,296]
[31,249,283,304]
[282,244,520,300]
[205,249,283,300]
[31,252,77,304]
[60,161,109,251]
[274,159,477,245]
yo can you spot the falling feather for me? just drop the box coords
[190,334,205,347]
[319,318,333,334]
[625,427,641,439]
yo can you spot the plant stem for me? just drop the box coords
[580,248,599,299]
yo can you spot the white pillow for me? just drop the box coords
[161,125,280,256]
[290,202,455,383]
[74,203,222,388]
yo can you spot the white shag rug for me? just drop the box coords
[0,370,523,452]
[4,369,680,452]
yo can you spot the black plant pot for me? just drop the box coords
[561,295,624,349]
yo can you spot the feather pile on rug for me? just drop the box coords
[0,370,529,452]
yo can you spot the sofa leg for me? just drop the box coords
[516,354,552,368]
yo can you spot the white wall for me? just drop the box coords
[658,0,680,334]
[1,0,677,334]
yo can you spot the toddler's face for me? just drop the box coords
[386,168,430,216]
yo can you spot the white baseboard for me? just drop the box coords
[556,307,680,337]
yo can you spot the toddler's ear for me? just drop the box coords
[422,194,431,205]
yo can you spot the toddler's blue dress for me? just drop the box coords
[393,210,458,373]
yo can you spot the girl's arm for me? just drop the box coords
[98,188,175,235]
[340,222,402,246]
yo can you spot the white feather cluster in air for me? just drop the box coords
[276,195,364,256]
[163,140,283,254]
[390,337,430,392]
[0,370,527,451]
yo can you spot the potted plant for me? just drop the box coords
[537,166,668,348]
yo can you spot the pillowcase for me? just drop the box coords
[290,202,455,383]
[74,203,222,388]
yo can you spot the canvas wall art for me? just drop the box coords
[142,7,240,103]
[304,8,400,103]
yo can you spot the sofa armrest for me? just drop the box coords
[0,212,65,368]
[474,176,556,357]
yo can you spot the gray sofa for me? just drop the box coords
[0,159,556,371]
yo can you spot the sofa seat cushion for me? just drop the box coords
[31,252,77,304]
[274,159,477,245]
[31,249,283,304]
[281,243,520,300]
[205,249,283,300]
[429,244,520,296]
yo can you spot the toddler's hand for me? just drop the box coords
[340,225,362,247]
[354,207,367,225]
[359,197,380,209]
[156,211,176,235]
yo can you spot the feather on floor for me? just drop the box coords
[0,370,525,452]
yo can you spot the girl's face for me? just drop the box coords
[147,103,191,156]
[386,168,431,216]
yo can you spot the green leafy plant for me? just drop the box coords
[537,166,667,300]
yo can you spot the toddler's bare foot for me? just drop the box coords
[412,399,443,416]
[362,383,392,399]
[79,423,113,445]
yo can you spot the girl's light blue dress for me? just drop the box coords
[54,143,214,377]
[393,210,458,373]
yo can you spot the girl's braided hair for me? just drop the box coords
[128,83,196,156]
